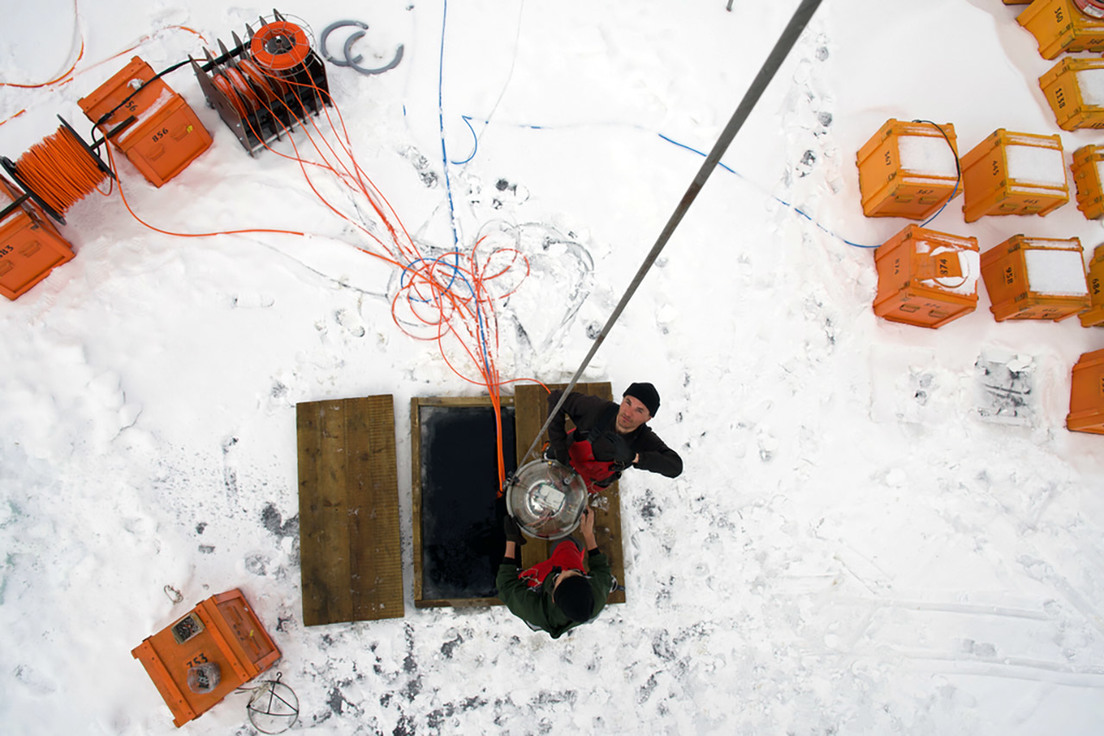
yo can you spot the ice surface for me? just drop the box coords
[2,1,1104,735]
[1024,247,1089,296]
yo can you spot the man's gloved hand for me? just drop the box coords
[503,515,526,545]
[608,433,635,471]
[547,440,571,467]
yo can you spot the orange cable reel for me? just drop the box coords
[250,22,311,73]
[2,118,113,224]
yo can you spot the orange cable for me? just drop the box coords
[14,125,106,214]
[198,31,533,484]
[105,143,306,240]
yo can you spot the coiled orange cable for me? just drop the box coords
[15,125,107,215]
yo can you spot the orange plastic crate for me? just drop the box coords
[132,588,280,728]
[1039,57,1104,130]
[1071,145,1104,219]
[0,174,74,301]
[960,129,1068,223]
[79,56,212,187]
[1067,348,1104,433]
[980,235,1089,321]
[1079,243,1104,326]
[855,119,960,220]
[1018,0,1104,59]
[873,224,980,328]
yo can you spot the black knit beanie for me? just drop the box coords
[624,382,660,417]
[554,575,594,623]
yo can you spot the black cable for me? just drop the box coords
[87,58,192,143]
[0,192,30,222]
[910,118,963,227]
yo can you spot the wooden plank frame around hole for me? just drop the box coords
[411,396,516,608]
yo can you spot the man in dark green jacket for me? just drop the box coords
[496,507,613,638]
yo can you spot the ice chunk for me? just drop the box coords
[898,135,957,177]
[1024,248,1088,295]
[1006,144,1066,187]
[1075,67,1104,107]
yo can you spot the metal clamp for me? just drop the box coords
[320,19,403,76]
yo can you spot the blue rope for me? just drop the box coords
[437,0,459,249]
[449,120,884,249]
[451,115,478,165]
[658,132,880,249]
[400,249,495,382]
[405,0,494,382]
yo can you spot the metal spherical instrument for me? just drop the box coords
[504,459,588,540]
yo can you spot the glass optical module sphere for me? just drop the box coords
[505,459,588,540]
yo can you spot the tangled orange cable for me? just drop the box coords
[96,28,538,487]
[227,47,540,485]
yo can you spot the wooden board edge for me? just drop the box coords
[410,397,425,607]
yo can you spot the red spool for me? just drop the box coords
[238,58,287,102]
[250,22,311,72]
[1074,0,1104,19]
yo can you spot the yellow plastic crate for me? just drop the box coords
[1079,243,1104,326]
[1067,348,1104,433]
[1071,145,1104,219]
[1019,0,1104,59]
[855,118,960,220]
[960,129,1068,223]
[873,224,980,329]
[980,235,1089,321]
[1039,57,1104,130]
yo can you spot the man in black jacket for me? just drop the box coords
[546,382,682,492]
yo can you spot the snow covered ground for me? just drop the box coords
[2,0,1104,733]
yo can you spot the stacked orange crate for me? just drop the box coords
[1019,0,1104,58]
[1071,145,1104,219]
[960,129,1069,223]
[1080,243,1104,326]
[0,174,74,301]
[873,224,980,328]
[79,56,212,187]
[1067,349,1104,433]
[979,235,1090,321]
[1039,57,1104,130]
[855,119,960,220]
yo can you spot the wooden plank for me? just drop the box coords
[296,396,404,626]
[513,382,627,604]
[412,396,515,608]
[348,396,403,620]
[409,398,425,607]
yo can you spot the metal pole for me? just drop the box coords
[513,0,824,472]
